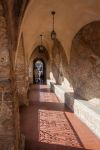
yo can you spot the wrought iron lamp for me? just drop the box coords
[51,11,56,40]
[39,34,44,52]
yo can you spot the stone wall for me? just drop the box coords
[0,1,15,149]
[70,21,100,100]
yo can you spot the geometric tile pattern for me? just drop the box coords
[20,84,100,150]
[39,110,83,148]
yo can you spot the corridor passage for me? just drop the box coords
[20,85,100,150]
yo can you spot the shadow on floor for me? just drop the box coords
[25,141,91,150]
[28,101,70,112]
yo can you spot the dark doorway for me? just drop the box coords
[33,58,46,84]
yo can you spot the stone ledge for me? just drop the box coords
[48,81,100,139]
[73,99,100,139]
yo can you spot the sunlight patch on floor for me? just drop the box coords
[38,109,82,148]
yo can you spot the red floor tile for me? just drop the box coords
[20,85,100,150]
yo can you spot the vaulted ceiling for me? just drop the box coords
[20,0,100,61]
[3,0,100,61]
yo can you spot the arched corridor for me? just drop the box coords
[20,85,100,150]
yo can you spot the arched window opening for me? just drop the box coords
[33,59,46,84]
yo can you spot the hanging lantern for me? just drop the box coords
[39,34,44,53]
[51,11,56,40]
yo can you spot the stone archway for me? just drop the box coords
[29,45,49,84]
[70,21,100,100]
[33,58,46,84]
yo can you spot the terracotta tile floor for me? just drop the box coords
[20,85,100,150]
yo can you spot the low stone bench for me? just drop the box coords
[49,81,73,103]
[48,81,100,139]
[65,93,100,138]
[73,98,100,139]
[50,83,66,103]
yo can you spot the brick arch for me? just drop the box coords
[70,21,100,100]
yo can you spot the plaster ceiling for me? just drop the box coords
[19,0,100,62]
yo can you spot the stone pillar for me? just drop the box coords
[15,35,28,106]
